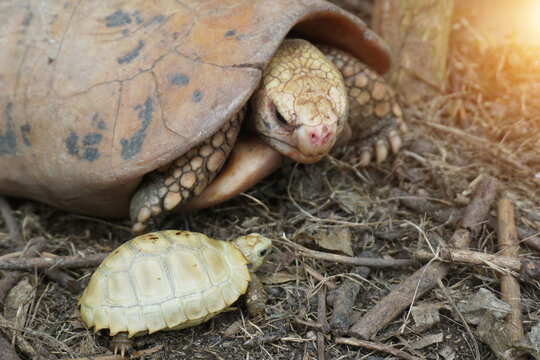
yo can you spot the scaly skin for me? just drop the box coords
[131,39,405,234]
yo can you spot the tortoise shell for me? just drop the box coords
[0,0,390,216]
[79,230,253,336]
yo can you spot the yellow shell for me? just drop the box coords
[79,230,251,337]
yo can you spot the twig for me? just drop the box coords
[69,344,164,360]
[0,196,24,245]
[0,237,46,302]
[389,188,540,252]
[414,249,540,281]
[349,177,498,339]
[436,279,480,359]
[497,197,524,342]
[329,270,364,335]
[45,269,81,293]
[283,239,414,268]
[0,334,22,360]
[0,253,108,270]
[335,337,424,360]
[302,262,337,290]
[317,286,328,360]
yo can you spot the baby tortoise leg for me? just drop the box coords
[110,332,132,358]
[130,110,244,234]
[244,273,266,321]
[319,46,407,166]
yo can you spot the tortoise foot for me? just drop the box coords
[130,113,242,234]
[110,332,133,358]
[320,45,407,167]
[244,273,267,321]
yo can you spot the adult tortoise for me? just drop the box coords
[79,230,272,356]
[0,0,406,233]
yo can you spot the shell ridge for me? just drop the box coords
[124,242,141,307]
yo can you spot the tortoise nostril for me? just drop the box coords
[309,131,319,144]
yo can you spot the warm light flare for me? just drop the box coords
[522,1,540,44]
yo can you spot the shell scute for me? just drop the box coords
[166,247,211,296]
[201,246,228,284]
[126,307,146,337]
[102,245,136,271]
[203,286,227,314]
[161,299,187,328]
[106,272,137,306]
[109,308,128,336]
[130,233,171,253]
[183,295,208,320]
[142,305,167,334]
[131,258,172,305]
[82,270,107,306]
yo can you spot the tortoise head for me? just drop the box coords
[250,39,348,164]
[232,233,272,270]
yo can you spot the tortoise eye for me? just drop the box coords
[259,249,267,257]
[275,111,288,125]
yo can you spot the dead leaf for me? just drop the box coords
[261,270,304,284]
[409,332,444,349]
[315,227,353,256]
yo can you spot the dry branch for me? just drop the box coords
[285,239,414,268]
[0,237,46,302]
[317,285,328,360]
[349,177,499,339]
[414,249,540,281]
[336,337,423,360]
[497,198,524,342]
[0,253,108,271]
[329,270,363,335]
[70,344,164,360]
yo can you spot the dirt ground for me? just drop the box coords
[1,1,539,360]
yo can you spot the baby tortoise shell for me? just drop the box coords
[79,230,272,355]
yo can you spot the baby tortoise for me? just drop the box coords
[79,230,272,356]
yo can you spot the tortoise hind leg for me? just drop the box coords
[130,110,244,234]
[110,332,132,357]
[319,46,407,166]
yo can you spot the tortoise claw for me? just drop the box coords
[110,332,132,358]
[388,130,402,154]
[357,150,371,167]
[375,140,388,164]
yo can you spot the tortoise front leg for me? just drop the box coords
[319,46,407,166]
[130,110,244,234]
[110,332,132,357]
[245,273,266,320]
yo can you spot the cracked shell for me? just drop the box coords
[79,230,251,337]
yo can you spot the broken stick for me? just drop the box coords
[0,253,107,271]
[349,177,499,339]
[497,197,524,342]
[317,285,328,360]
[0,238,46,302]
[329,268,369,335]
[414,248,540,281]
